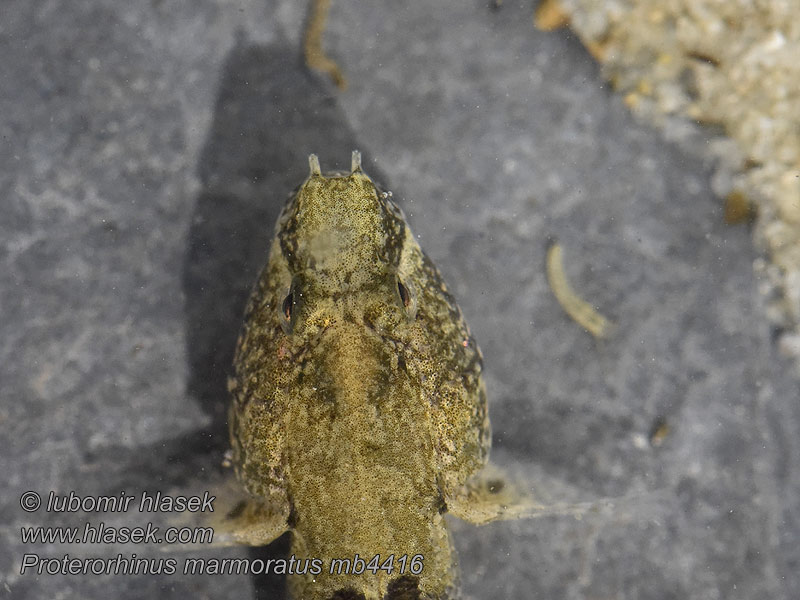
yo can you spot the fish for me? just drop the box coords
[225,151,623,599]
[228,151,502,599]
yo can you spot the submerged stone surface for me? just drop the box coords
[2,1,798,599]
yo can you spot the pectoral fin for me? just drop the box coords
[447,464,657,526]
[163,474,289,549]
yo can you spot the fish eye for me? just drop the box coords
[396,277,417,321]
[397,280,411,308]
[282,292,293,321]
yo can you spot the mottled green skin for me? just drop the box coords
[229,158,489,600]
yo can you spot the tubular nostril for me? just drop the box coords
[351,149,362,173]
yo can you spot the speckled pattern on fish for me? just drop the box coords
[229,152,490,600]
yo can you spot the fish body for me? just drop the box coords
[230,153,489,599]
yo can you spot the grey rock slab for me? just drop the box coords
[2,0,798,599]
